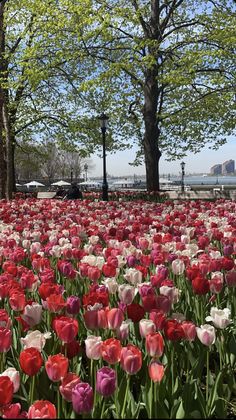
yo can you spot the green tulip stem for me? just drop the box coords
[171,345,175,395]
[0,352,5,373]
[154,382,158,419]
[206,348,209,404]
[100,397,105,418]
[150,379,153,418]
[90,359,94,389]
[121,375,130,419]
[57,388,61,419]
[29,375,35,406]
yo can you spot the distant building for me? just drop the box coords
[222,159,235,175]
[210,164,222,175]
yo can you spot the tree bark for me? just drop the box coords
[3,98,13,199]
[0,90,6,198]
[143,67,162,191]
[0,1,7,198]
[0,0,12,199]
[142,0,163,191]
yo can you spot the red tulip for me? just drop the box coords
[0,309,11,329]
[19,347,43,376]
[164,319,185,341]
[0,327,12,352]
[28,400,57,419]
[192,276,210,295]
[46,294,65,313]
[0,376,14,406]
[9,291,26,311]
[225,270,236,287]
[38,283,61,301]
[62,340,81,359]
[102,263,117,277]
[53,316,78,343]
[127,303,145,323]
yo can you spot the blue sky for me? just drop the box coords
[90,136,235,177]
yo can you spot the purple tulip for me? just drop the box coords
[72,382,93,414]
[96,367,117,397]
[127,255,136,267]
[223,244,233,256]
[66,296,81,315]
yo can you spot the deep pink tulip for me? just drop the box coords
[66,296,81,315]
[96,367,117,397]
[145,332,164,357]
[120,344,142,375]
[0,327,12,352]
[107,308,124,330]
[72,382,94,414]
[45,354,69,382]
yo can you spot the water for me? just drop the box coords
[95,175,236,187]
[171,175,236,186]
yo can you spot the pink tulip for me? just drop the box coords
[139,319,156,338]
[59,372,80,402]
[181,321,196,342]
[85,335,102,360]
[107,308,124,330]
[196,324,216,346]
[120,344,142,375]
[148,359,165,383]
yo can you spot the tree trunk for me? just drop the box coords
[0,91,6,198]
[0,2,6,198]
[143,67,161,191]
[12,138,16,191]
[3,99,13,199]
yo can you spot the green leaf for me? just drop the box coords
[208,371,223,416]
[176,400,185,419]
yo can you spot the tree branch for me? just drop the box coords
[15,114,69,134]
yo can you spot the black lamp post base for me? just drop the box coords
[102,184,108,201]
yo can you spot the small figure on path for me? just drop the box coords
[65,183,83,200]
[55,186,66,198]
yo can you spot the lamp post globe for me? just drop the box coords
[98,112,109,201]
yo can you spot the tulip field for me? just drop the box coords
[0,196,236,419]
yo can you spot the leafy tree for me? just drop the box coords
[56,0,236,190]
[1,0,235,196]
[0,0,95,198]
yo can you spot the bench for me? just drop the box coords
[37,192,57,199]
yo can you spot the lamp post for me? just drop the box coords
[99,112,109,201]
[181,161,185,193]
[70,168,74,183]
[84,163,88,181]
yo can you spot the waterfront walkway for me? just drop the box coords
[163,189,236,200]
